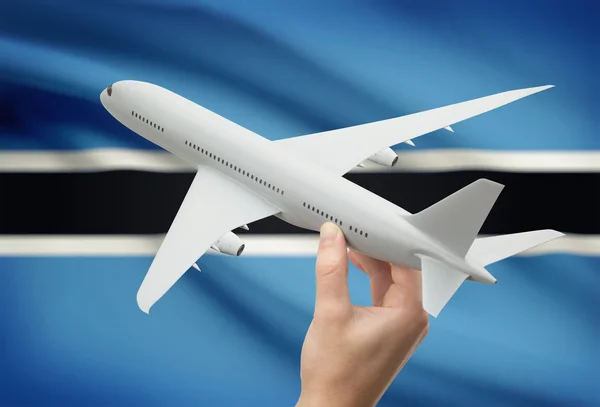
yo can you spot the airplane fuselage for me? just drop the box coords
[100,81,494,284]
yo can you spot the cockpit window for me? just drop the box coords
[107,85,112,96]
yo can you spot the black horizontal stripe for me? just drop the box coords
[0,171,597,235]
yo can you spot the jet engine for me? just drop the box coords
[212,231,245,256]
[367,147,399,167]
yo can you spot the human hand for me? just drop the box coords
[296,222,429,407]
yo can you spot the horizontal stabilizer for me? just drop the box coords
[419,255,468,317]
[407,179,504,257]
[468,230,565,266]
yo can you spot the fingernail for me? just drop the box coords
[320,222,339,246]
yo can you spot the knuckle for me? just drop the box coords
[388,307,407,322]
[316,257,343,278]
[394,305,429,333]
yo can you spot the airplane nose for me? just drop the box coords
[100,88,108,108]
[100,83,115,109]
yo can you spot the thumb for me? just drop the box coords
[314,222,351,319]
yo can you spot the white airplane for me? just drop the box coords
[100,81,563,317]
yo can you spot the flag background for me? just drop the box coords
[1,1,598,406]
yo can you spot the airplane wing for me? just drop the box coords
[274,85,553,175]
[136,166,280,313]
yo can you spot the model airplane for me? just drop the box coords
[100,81,563,317]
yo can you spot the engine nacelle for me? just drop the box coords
[213,231,245,256]
[367,147,399,167]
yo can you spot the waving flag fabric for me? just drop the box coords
[0,1,598,406]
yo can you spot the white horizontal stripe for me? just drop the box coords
[0,149,599,173]
[0,149,192,172]
[361,150,600,173]
[0,234,597,257]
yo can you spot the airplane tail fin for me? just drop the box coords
[406,179,504,257]
[467,230,565,266]
[407,179,564,317]
[416,230,564,318]
[407,179,502,317]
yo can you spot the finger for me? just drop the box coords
[382,265,423,309]
[348,250,392,307]
[314,222,352,318]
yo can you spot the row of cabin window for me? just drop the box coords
[184,140,284,195]
[132,111,164,132]
[303,202,344,227]
[302,202,369,238]
[349,225,368,238]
